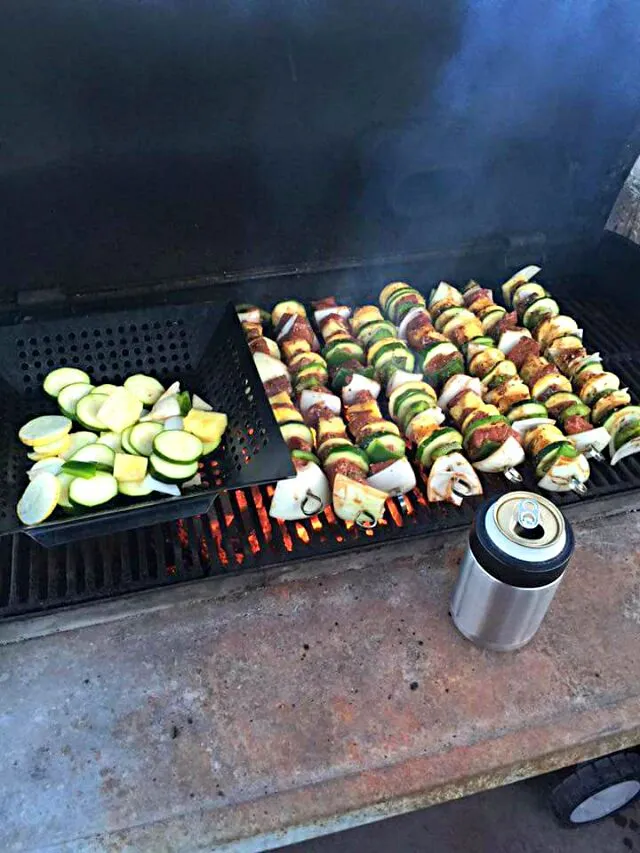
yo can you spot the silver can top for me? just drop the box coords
[486,491,567,563]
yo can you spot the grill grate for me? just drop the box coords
[1,296,639,620]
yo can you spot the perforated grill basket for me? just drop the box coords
[0,301,293,546]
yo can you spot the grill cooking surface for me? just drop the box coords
[1,297,639,620]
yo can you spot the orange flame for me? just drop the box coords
[294,522,310,543]
[386,500,403,527]
[251,486,273,543]
[209,518,229,565]
[310,516,323,531]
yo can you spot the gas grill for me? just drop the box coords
[2,1,640,623]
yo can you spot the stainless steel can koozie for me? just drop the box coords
[450,491,575,651]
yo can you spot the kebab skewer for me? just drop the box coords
[502,266,638,466]
[462,279,609,461]
[418,283,526,482]
[271,300,388,527]
[439,281,591,494]
[314,301,417,497]
[237,306,331,520]
[363,293,482,504]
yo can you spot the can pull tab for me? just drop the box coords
[513,498,545,540]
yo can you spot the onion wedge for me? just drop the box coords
[366,457,416,496]
[472,436,525,473]
[386,370,424,395]
[538,453,590,492]
[253,352,290,385]
[314,306,351,324]
[269,462,330,520]
[237,308,261,324]
[511,417,555,438]
[332,474,387,526]
[397,307,427,341]
[498,329,532,356]
[501,265,541,306]
[276,314,298,342]
[342,374,381,404]
[568,427,610,457]
[427,452,483,505]
[438,374,483,410]
[299,389,341,416]
[611,436,640,466]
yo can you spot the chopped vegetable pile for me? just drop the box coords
[16,368,228,526]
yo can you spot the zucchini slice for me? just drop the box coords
[129,422,164,456]
[118,478,154,497]
[43,367,91,399]
[97,432,123,452]
[69,472,118,508]
[17,473,60,524]
[153,430,203,464]
[61,431,98,460]
[58,382,94,417]
[69,443,116,471]
[75,394,109,431]
[149,453,199,483]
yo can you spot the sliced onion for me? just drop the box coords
[342,374,381,404]
[386,370,424,395]
[145,475,181,496]
[299,389,341,416]
[158,381,180,402]
[182,472,203,488]
[427,452,482,505]
[314,306,351,324]
[192,394,213,412]
[253,352,290,384]
[465,339,492,362]
[538,453,590,491]
[501,265,541,306]
[366,457,416,496]
[405,408,445,444]
[263,338,281,359]
[164,416,184,430]
[511,417,555,437]
[430,281,462,307]
[611,436,640,466]
[498,328,532,355]
[438,374,483,410]
[568,427,610,456]
[237,308,261,324]
[142,395,181,422]
[269,462,330,520]
[397,307,427,340]
[472,436,525,473]
[332,473,387,525]
[276,314,298,342]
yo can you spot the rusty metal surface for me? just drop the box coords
[1,510,640,853]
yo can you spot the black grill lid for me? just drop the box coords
[1,1,640,301]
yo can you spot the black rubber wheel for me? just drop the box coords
[550,751,640,827]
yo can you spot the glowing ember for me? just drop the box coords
[251,486,273,543]
[176,519,189,547]
[209,518,229,565]
[166,564,177,575]
[276,519,293,552]
[310,516,323,531]
[411,487,427,507]
[386,501,403,527]
[247,532,260,554]
[294,523,310,543]
[323,506,337,524]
